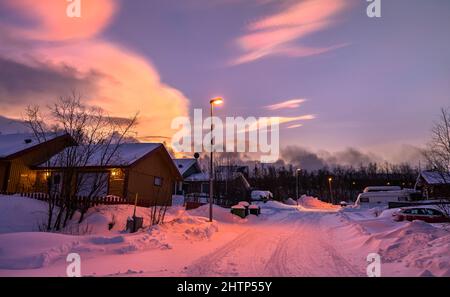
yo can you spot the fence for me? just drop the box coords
[0,191,131,208]
[185,193,235,209]
[1,191,236,210]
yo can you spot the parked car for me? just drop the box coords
[393,208,450,223]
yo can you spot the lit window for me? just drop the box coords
[110,169,123,180]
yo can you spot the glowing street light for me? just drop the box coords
[210,97,224,106]
[209,97,224,222]
[328,177,334,204]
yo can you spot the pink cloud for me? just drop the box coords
[265,98,306,110]
[286,124,304,129]
[0,0,190,141]
[279,115,316,123]
[232,0,350,65]
[4,0,117,41]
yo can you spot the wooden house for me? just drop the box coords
[36,143,182,207]
[0,133,75,193]
[415,171,450,199]
[173,158,209,195]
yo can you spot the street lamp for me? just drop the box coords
[296,169,301,204]
[328,177,334,204]
[209,97,224,222]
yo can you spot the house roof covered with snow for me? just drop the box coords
[38,143,163,168]
[0,133,68,159]
[184,172,209,182]
[419,171,450,185]
[173,158,198,175]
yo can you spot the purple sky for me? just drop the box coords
[106,0,450,153]
[1,0,450,165]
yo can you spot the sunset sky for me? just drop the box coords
[0,0,449,165]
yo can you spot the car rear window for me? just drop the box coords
[424,209,443,216]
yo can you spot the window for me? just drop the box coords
[154,176,163,187]
[410,209,419,215]
[110,169,123,180]
[417,209,428,215]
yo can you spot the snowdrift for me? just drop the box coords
[0,195,220,270]
[298,195,341,211]
[335,207,450,277]
[284,198,297,205]
[0,195,51,233]
[375,221,450,277]
[187,204,245,223]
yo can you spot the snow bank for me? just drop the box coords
[187,204,241,223]
[374,221,450,276]
[163,216,218,241]
[0,232,81,269]
[0,196,50,233]
[0,195,225,271]
[336,206,450,277]
[238,201,250,207]
[0,204,221,270]
[73,204,158,234]
[263,200,293,209]
[298,195,340,211]
[284,198,297,205]
[0,196,136,234]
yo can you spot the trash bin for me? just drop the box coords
[238,201,250,216]
[126,216,143,233]
[249,204,261,216]
[231,205,247,218]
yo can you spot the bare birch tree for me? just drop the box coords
[424,107,450,216]
[24,92,137,231]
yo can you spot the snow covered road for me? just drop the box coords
[186,206,365,277]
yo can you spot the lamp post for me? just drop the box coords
[296,168,301,205]
[209,97,224,222]
[328,177,334,204]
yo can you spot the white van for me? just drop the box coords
[355,188,419,205]
[363,186,401,193]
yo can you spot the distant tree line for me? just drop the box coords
[247,163,418,202]
[199,154,419,203]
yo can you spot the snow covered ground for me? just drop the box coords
[0,195,449,277]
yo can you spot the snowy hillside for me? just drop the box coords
[0,195,448,277]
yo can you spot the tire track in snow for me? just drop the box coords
[185,208,364,277]
[184,228,258,276]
